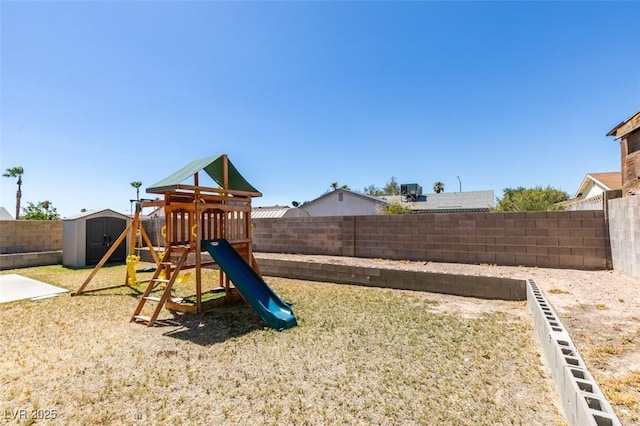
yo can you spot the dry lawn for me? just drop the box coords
[0,264,565,425]
[258,253,640,424]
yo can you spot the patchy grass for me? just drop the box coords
[1,265,563,425]
[599,371,640,423]
[579,328,640,423]
[602,370,640,403]
[548,288,571,295]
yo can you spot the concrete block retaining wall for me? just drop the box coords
[256,257,526,300]
[253,211,611,270]
[138,251,526,301]
[0,251,62,270]
[527,280,621,426]
[608,194,640,282]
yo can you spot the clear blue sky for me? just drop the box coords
[1,1,638,218]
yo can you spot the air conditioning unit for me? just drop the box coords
[401,184,422,201]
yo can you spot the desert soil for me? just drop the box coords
[257,252,640,424]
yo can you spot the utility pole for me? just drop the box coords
[457,176,462,192]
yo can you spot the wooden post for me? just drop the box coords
[222,155,229,240]
[246,202,253,264]
[194,172,202,314]
[222,154,229,190]
[140,225,161,265]
[129,203,140,256]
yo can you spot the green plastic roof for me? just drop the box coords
[146,155,261,195]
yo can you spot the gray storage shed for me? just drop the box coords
[63,209,131,267]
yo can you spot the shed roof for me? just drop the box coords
[146,155,260,195]
[62,209,130,221]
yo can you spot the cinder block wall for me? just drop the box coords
[0,220,63,254]
[608,195,640,281]
[253,211,610,270]
[251,216,354,255]
[256,256,527,301]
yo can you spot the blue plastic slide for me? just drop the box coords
[201,239,297,331]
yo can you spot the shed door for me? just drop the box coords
[86,217,127,265]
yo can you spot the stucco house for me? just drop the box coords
[607,110,640,196]
[298,189,386,217]
[296,188,495,217]
[557,172,622,211]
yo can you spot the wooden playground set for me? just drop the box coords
[71,155,296,329]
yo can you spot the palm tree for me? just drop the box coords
[3,166,24,219]
[329,182,350,191]
[130,181,142,201]
[433,181,445,194]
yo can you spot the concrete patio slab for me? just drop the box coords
[0,274,68,304]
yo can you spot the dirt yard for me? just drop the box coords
[257,252,640,424]
[0,262,569,426]
[1,256,638,425]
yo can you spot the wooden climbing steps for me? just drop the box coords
[130,246,189,327]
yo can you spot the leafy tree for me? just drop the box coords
[433,181,445,193]
[3,166,24,219]
[363,177,400,196]
[363,184,382,196]
[21,201,60,220]
[382,177,400,195]
[130,181,142,201]
[494,186,569,211]
[381,201,414,215]
[41,200,52,214]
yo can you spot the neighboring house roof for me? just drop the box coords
[147,155,261,195]
[606,110,640,139]
[301,189,388,210]
[574,172,622,198]
[380,190,495,212]
[252,208,289,219]
[299,189,495,215]
[252,206,310,219]
[63,209,130,221]
[0,207,15,220]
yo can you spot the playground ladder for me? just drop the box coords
[130,246,189,327]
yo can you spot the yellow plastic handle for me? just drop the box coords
[161,225,166,238]
[191,224,198,237]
